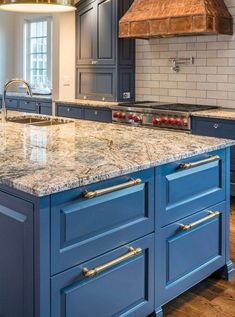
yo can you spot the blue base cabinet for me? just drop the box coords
[0,96,52,115]
[192,116,235,196]
[0,148,233,317]
[51,234,154,317]
[56,103,112,122]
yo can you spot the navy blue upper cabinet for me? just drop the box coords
[76,1,96,65]
[76,0,116,66]
[76,0,135,102]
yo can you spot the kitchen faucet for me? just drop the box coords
[1,79,33,122]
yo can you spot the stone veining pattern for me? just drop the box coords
[0,117,233,196]
[193,108,235,120]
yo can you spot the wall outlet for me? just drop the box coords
[123,92,131,99]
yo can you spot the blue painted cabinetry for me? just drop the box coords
[76,0,135,102]
[192,116,235,196]
[0,96,52,115]
[56,103,112,122]
[0,148,233,317]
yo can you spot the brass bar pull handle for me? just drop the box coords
[179,155,220,170]
[179,211,220,231]
[83,178,142,199]
[82,247,142,278]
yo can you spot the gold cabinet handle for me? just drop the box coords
[82,247,142,278]
[179,211,220,231]
[179,155,220,170]
[83,178,142,199]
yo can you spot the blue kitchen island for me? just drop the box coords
[0,113,234,317]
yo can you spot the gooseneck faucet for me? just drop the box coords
[1,79,33,122]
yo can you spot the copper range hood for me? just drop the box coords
[119,0,233,39]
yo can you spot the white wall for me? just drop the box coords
[136,0,235,108]
[52,12,76,100]
[0,12,15,90]
[0,11,76,99]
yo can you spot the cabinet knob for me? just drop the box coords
[91,60,99,65]
[94,111,98,116]
[67,107,71,112]
[213,123,219,129]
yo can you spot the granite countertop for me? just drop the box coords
[192,108,235,121]
[0,112,234,197]
[55,98,123,109]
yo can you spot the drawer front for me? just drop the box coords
[56,104,83,119]
[192,117,235,172]
[6,98,18,109]
[156,202,226,306]
[156,149,226,226]
[37,102,52,115]
[192,117,235,139]
[51,169,154,274]
[19,99,38,112]
[51,234,154,317]
[84,108,112,122]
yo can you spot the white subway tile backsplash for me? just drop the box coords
[136,0,235,108]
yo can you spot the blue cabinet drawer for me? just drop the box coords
[156,202,226,307]
[192,116,235,139]
[51,234,154,317]
[56,104,83,119]
[156,149,226,227]
[36,101,52,115]
[192,117,235,171]
[84,108,112,122]
[6,98,18,109]
[19,99,38,112]
[51,169,154,274]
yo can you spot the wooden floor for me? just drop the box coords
[164,198,235,317]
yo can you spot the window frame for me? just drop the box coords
[24,17,52,89]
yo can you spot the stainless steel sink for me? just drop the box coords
[7,116,74,126]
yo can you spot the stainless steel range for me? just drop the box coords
[112,102,218,131]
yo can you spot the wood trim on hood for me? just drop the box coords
[119,0,233,38]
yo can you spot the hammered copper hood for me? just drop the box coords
[119,0,233,39]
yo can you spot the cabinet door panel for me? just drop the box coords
[77,68,116,101]
[0,191,34,317]
[51,234,154,317]
[156,149,226,227]
[156,202,226,307]
[76,2,96,65]
[96,0,116,64]
[51,169,154,274]
[84,108,112,122]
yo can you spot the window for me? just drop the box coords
[25,18,52,90]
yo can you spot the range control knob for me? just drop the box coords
[179,119,187,127]
[153,118,160,125]
[118,112,126,119]
[133,116,142,123]
[128,114,134,120]
[160,117,168,124]
[168,117,176,125]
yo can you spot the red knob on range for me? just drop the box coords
[113,112,119,118]
[118,112,126,119]
[160,117,168,124]
[153,118,160,125]
[179,119,186,127]
[128,114,134,120]
[168,118,175,125]
[134,116,141,123]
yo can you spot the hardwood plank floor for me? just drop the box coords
[164,198,235,317]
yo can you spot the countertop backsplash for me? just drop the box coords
[136,0,235,109]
